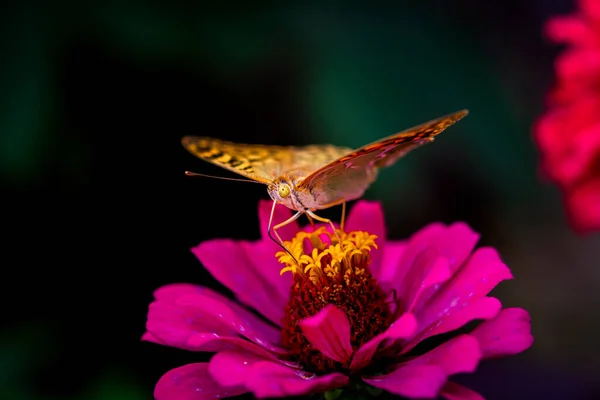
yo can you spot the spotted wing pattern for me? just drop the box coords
[297,110,469,199]
[181,136,352,183]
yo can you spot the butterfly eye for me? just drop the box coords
[278,183,291,198]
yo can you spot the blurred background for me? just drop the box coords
[3,0,600,399]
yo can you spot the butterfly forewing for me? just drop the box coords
[181,136,351,183]
[296,110,469,207]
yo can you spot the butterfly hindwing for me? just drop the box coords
[296,110,469,205]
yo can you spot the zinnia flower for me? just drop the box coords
[534,0,600,232]
[143,200,533,399]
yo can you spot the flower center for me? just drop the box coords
[277,227,393,375]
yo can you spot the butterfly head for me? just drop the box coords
[267,178,299,210]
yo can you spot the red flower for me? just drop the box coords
[535,0,600,232]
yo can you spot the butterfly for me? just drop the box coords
[182,109,468,249]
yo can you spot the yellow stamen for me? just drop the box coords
[279,226,392,375]
[276,227,378,284]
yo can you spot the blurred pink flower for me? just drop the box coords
[144,200,533,399]
[535,0,600,232]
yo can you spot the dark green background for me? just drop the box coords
[3,1,599,399]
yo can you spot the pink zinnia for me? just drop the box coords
[143,200,533,399]
[535,0,600,232]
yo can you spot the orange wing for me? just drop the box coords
[296,110,468,205]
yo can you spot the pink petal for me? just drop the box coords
[344,201,386,278]
[384,222,479,300]
[429,222,480,274]
[403,297,501,354]
[146,301,233,350]
[350,313,417,372]
[208,350,276,388]
[154,363,247,400]
[194,337,283,360]
[153,284,282,345]
[396,247,452,315]
[410,256,454,314]
[145,286,284,355]
[414,247,513,339]
[390,222,446,286]
[344,200,385,237]
[141,331,163,344]
[364,335,480,399]
[441,382,485,400]
[364,365,446,399]
[146,299,279,359]
[245,361,349,398]
[209,350,347,397]
[192,239,285,325]
[153,283,202,302]
[408,222,483,314]
[199,288,282,344]
[403,334,481,376]
[470,308,533,359]
[377,241,407,286]
[176,293,285,353]
[299,304,352,364]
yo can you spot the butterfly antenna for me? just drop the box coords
[184,171,263,183]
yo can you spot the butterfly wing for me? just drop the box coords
[181,136,352,183]
[296,109,469,208]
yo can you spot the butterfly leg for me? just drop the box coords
[267,200,302,261]
[340,201,346,232]
[272,212,303,244]
[306,214,316,229]
[305,210,341,242]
